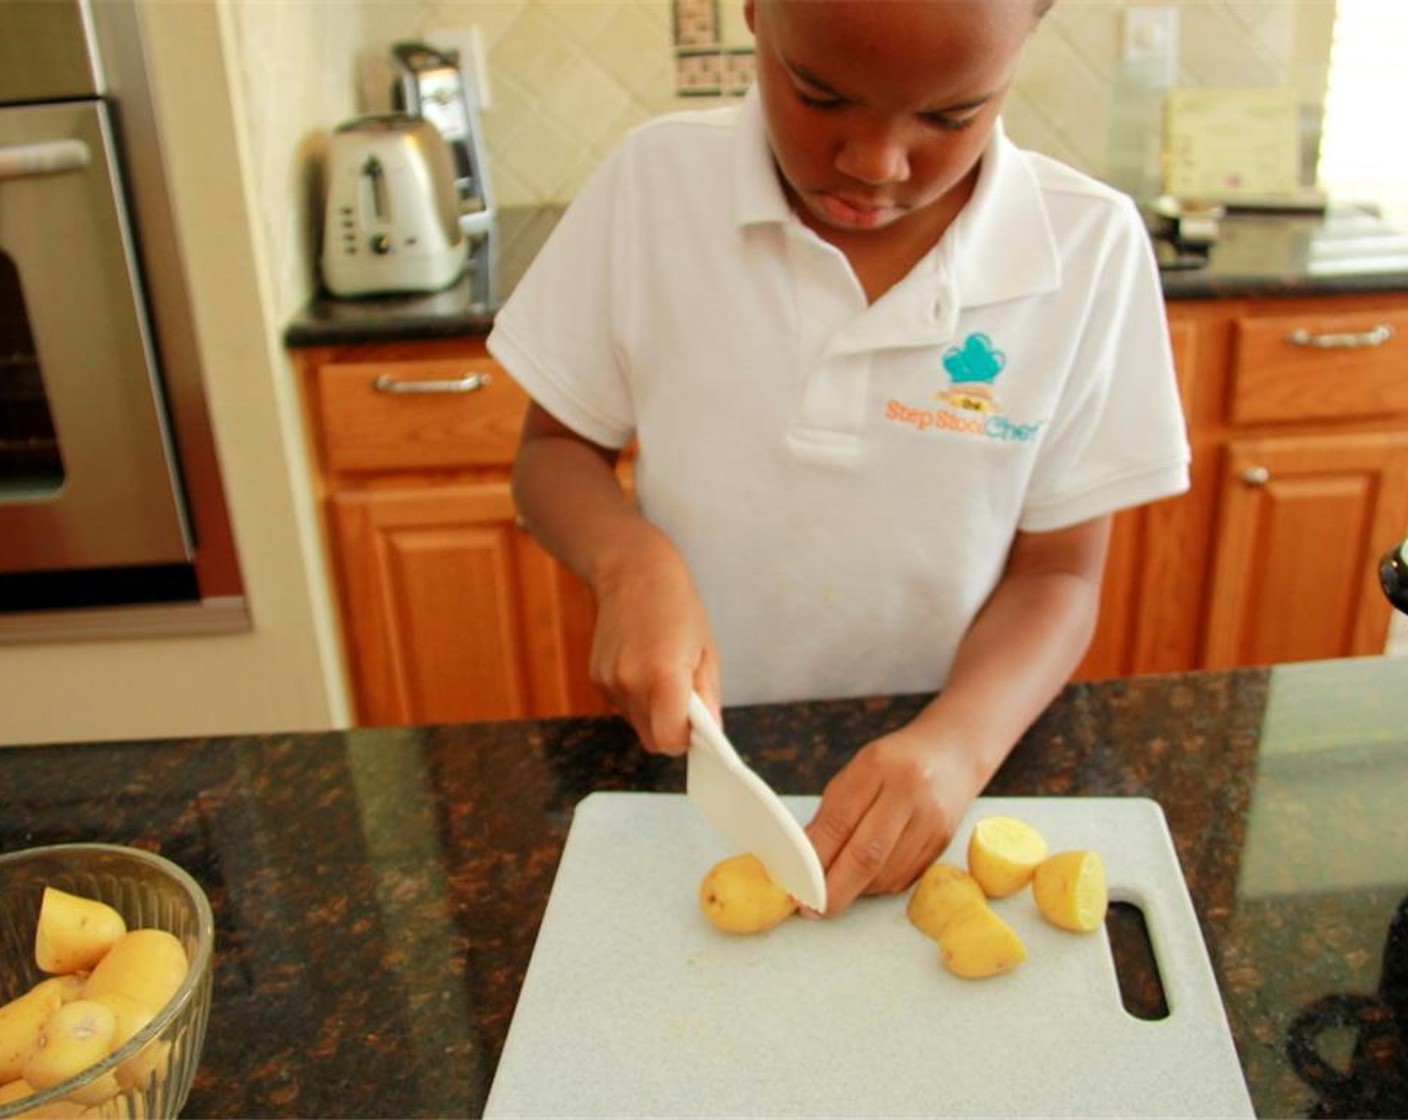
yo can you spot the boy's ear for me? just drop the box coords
[744,0,757,36]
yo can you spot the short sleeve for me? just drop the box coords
[1019,204,1190,533]
[487,148,637,450]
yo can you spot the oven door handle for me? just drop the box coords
[0,139,91,182]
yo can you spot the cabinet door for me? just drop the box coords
[329,481,606,724]
[1203,432,1408,668]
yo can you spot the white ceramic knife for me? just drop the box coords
[685,692,827,912]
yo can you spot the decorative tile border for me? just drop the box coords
[673,0,755,97]
[673,0,719,48]
[676,47,755,97]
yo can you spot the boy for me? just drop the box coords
[488,0,1188,915]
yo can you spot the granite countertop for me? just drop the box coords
[283,206,563,348]
[2,657,1406,1117]
[284,205,1408,348]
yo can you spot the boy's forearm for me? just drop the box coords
[910,554,1104,786]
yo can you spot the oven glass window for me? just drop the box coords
[0,251,64,495]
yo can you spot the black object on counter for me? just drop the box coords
[1287,894,1408,1119]
[1381,540,1408,614]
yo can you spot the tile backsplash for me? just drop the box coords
[226,0,1334,322]
[354,0,1332,208]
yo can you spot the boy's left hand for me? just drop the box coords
[803,726,982,916]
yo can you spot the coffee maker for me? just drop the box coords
[391,40,495,244]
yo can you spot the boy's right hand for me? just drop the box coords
[511,401,719,756]
[588,531,721,756]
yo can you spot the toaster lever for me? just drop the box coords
[361,154,388,222]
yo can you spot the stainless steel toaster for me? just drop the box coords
[321,114,467,298]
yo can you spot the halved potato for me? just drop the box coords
[967,816,1048,898]
[1032,849,1108,932]
[699,853,798,934]
[0,984,63,1084]
[22,999,119,1104]
[938,902,1027,979]
[907,862,986,941]
[35,888,127,975]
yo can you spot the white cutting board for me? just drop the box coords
[485,793,1253,1118]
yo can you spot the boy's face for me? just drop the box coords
[746,0,1037,242]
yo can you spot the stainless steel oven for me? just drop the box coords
[0,0,239,614]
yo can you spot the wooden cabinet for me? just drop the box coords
[1078,291,1408,680]
[1204,432,1408,667]
[296,338,612,725]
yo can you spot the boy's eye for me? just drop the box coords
[797,90,846,111]
[921,111,979,132]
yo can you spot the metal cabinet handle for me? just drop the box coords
[372,372,492,395]
[0,139,90,181]
[1285,324,1394,349]
[1241,466,1271,487]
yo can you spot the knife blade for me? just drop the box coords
[685,692,827,912]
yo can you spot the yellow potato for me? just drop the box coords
[967,816,1048,898]
[10,1092,87,1119]
[79,1092,144,1119]
[0,1087,92,1120]
[87,993,164,1093]
[22,1000,118,1104]
[906,862,986,941]
[83,931,187,1014]
[0,983,63,1084]
[114,1037,169,1097]
[34,889,127,976]
[30,975,88,1007]
[1033,849,1108,933]
[0,1080,89,1120]
[0,1078,34,1106]
[699,854,798,934]
[938,901,1027,979]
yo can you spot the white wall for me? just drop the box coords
[0,1,353,747]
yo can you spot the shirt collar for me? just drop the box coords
[731,88,1063,307]
[948,119,1063,307]
[732,89,1058,308]
[733,85,793,227]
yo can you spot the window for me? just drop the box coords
[1317,0,1408,227]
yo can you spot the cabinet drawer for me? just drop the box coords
[316,354,528,471]
[1230,308,1408,424]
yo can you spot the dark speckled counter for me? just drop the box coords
[284,205,1408,350]
[283,206,563,348]
[3,658,1407,1117]
[1158,206,1408,300]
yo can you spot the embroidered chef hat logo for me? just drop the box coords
[883,329,1043,444]
[939,333,1005,414]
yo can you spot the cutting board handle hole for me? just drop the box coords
[1107,900,1170,1021]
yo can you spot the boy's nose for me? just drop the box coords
[835,121,910,186]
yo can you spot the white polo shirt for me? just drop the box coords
[488,88,1189,705]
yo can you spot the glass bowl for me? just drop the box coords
[0,844,214,1119]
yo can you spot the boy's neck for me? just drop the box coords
[792,165,979,305]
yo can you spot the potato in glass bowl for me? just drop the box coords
[0,844,214,1119]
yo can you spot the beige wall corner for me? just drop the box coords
[0,0,351,747]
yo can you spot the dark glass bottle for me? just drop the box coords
[1382,540,1408,614]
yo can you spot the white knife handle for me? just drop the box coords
[687,693,738,766]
